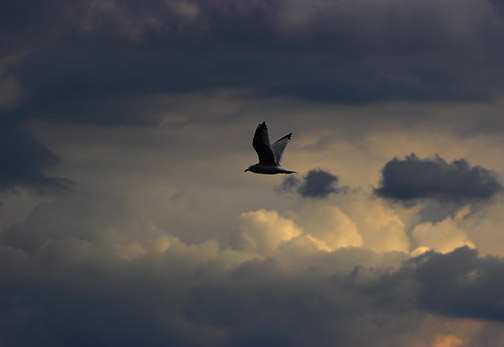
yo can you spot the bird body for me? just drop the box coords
[245,122,296,175]
[245,164,296,175]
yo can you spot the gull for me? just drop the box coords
[245,122,296,174]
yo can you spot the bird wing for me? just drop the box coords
[271,133,292,165]
[252,122,277,166]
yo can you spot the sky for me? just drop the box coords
[3,0,504,346]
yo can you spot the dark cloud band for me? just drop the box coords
[1,236,503,346]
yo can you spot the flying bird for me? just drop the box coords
[245,122,296,175]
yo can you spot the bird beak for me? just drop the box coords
[244,168,249,172]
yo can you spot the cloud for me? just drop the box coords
[4,1,504,345]
[277,175,298,192]
[2,188,504,346]
[278,169,343,199]
[25,246,504,345]
[297,204,363,251]
[0,121,71,193]
[2,0,504,133]
[0,75,23,111]
[166,0,201,21]
[345,195,410,253]
[374,153,503,204]
[232,209,301,255]
[412,205,476,254]
[413,246,504,322]
[462,202,504,257]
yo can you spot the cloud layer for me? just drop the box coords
[3,0,504,120]
[2,211,504,347]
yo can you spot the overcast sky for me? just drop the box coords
[3,1,504,346]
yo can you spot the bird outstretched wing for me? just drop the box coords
[271,133,292,165]
[252,122,277,166]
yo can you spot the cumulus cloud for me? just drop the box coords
[346,196,411,253]
[374,153,503,204]
[278,169,343,199]
[232,209,302,255]
[296,204,363,251]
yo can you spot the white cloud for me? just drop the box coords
[233,209,302,255]
[345,196,411,253]
[297,204,363,251]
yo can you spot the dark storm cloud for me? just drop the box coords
[0,120,71,193]
[3,0,504,129]
[2,0,504,190]
[1,0,455,195]
[2,217,504,347]
[278,169,343,199]
[374,153,503,204]
[0,194,502,344]
[0,245,411,346]
[412,246,504,321]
